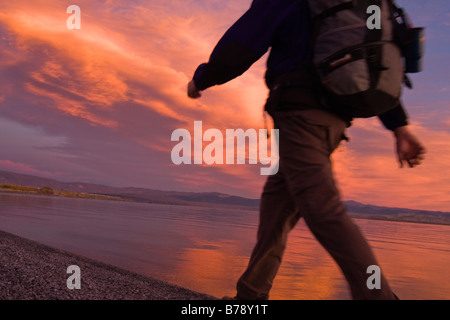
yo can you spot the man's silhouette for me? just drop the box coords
[187,0,425,300]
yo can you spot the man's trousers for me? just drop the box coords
[236,109,397,300]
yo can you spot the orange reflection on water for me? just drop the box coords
[270,229,347,300]
[172,237,251,298]
[169,219,450,300]
[171,220,351,300]
[361,220,450,300]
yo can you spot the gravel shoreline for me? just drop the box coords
[0,229,216,300]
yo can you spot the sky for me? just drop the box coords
[0,0,449,211]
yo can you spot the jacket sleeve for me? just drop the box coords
[193,0,296,91]
[378,101,409,130]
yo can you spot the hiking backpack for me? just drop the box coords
[305,0,421,118]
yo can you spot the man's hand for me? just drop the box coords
[187,80,202,99]
[394,126,426,168]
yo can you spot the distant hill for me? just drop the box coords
[1,170,449,225]
[344,200,450,226]
[0,170,259,209]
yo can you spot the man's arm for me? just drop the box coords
[188,0,298,97]
[378,102,408,130]
[378,102,426,168]
[393,125,426,168]
[187,80,201,99]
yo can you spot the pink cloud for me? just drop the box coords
[0,160,52,177]
[0,0,449,210]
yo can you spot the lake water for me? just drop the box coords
[0,193,449,300]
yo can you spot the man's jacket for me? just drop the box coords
[192,0,408,130]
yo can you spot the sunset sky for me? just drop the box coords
[0,0,449,211]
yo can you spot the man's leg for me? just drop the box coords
[276,109,396,300]
[236,170,302,300]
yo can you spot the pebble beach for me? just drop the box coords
[0,230,215,300]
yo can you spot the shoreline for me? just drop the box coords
[0,229,216,300]
[2,190,449,226]
[0,185,127,202]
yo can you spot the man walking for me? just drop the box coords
[187,0,425,300]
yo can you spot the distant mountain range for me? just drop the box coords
[0,170,260,208]
[1,170,449,225]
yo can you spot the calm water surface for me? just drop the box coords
[0,193,449,300]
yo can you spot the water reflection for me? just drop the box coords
[0,193,449,300]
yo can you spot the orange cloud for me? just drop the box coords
[0,0,266,135]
